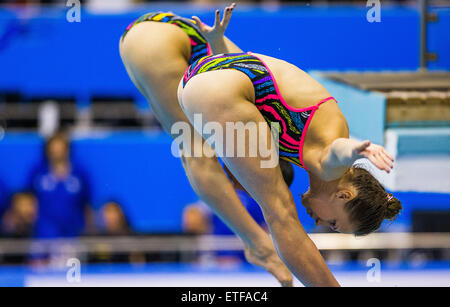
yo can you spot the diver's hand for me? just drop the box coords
[192,3,236,43]
[354,140,394,173]
[244,241,294,287]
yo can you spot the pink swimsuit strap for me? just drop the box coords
[316,96,336,107]
[298,96,337,171]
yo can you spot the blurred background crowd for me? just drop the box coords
[0,128,276,265]
[0,131,131,240]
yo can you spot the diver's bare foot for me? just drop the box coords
[244,242,293,287]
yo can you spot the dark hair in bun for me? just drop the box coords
[344,166,402,236]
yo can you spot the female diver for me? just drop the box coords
[119,4,294,286]
[177,5,402,286]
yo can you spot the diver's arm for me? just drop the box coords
[209,36,243,54]
[309,138,395,181]
[192,3,243,54]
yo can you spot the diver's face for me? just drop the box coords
[301,188,355,234]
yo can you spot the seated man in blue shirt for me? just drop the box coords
[1,192,37,238]
[29,132,91,238]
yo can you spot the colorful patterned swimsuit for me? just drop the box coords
[122,12,211,65]
[182,52,336,170]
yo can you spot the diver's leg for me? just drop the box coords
[120,21,292,286]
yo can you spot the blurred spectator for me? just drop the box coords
[28,131,91,238]
[99,201,132,236]
[0,192,37,264]
[1,192,37,238]
[183,203,211,235]
[88,200,146,264]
